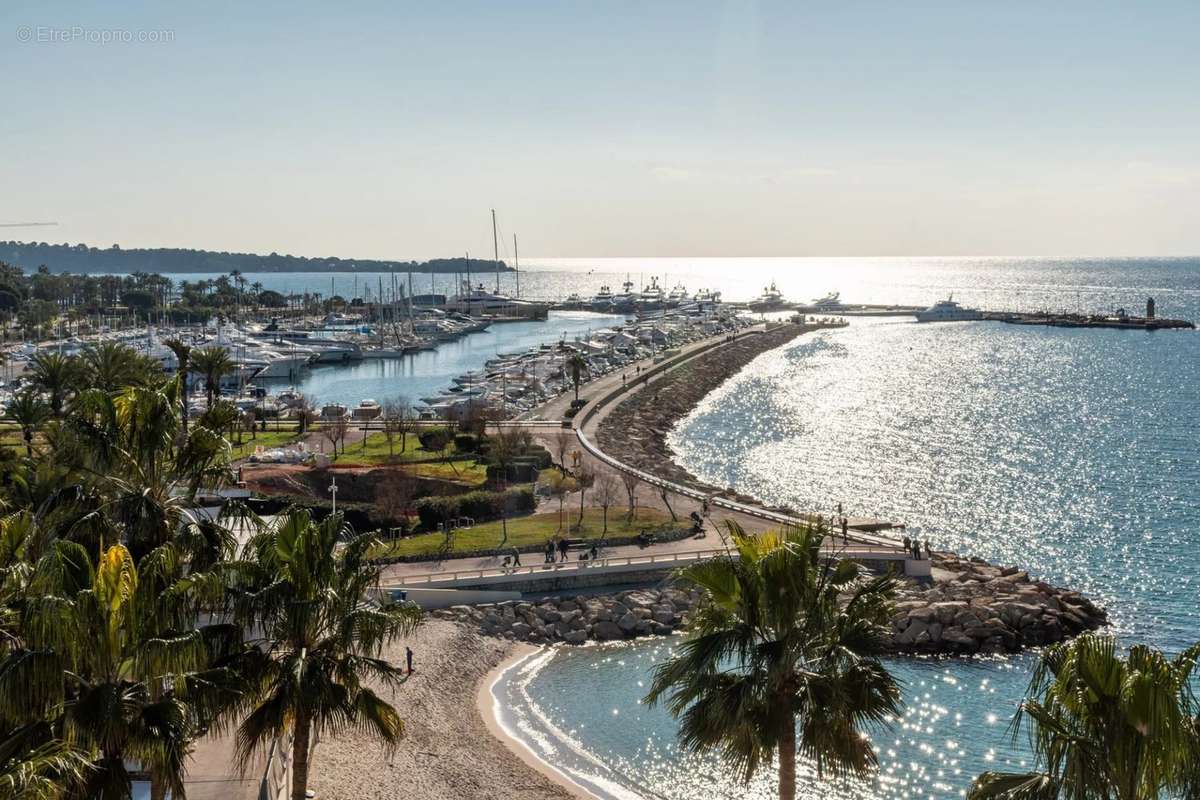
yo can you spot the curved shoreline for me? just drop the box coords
[477,644,595,800]
[594,323,817,498]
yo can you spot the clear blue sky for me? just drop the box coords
[3,1,1198,258]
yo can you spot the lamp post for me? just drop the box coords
[329,475,338,515]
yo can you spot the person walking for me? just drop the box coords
[511,546,521,567]
[405,646,414,675]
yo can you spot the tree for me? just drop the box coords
[621,471,642,520]
[294,395,318,435]
[82,341,156,393]
[374,471,415,535]
[380,400,403,457]
[6,391,50,458]
[546,472,576,533]
[188,347,234,410]
[240,408,257,443]
[594,472,619,535]
[0,542,243,800]
[323,416,349,456]
[28,351,83,416]
[645,521,902,800]
[552,430,575,474]
[569,352,586,404]
[0,722,93,800]
[574,464,595,530]
[659,484,678,522]
[488,426,532,547]
[163,338,192,434]
[969,633,1200,800]
[231,510,422,800]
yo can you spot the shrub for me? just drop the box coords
[413,486,536,529]
[418,426,452,450]
[454,433,479,452]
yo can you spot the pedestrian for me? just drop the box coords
[511,546,521,567]
[923,540,932,559]
[841,517,848,544]
[558,538,569,562]
[544,540,555,564]
[902,535,911,553]
[622,373,627,386]
[405,646,414,675]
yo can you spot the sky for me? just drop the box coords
[2,1,1199,260]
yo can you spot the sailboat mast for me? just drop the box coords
[513,234,520,299]
[491,208,500,293]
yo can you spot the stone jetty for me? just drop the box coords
[596,322,816,493]
[431,552,1107,656]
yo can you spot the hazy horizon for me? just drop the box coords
[4,1,1199,260]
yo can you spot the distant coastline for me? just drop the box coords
[0,240,514,275]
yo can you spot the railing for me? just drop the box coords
[383,542,907,588]
[550,323,903,552]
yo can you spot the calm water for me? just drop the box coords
[485,257,1200,800]
[261,310,626,408]
[161,255,1199,315]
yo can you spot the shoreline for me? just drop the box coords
[594,322,817,496]
[476,644,595,800]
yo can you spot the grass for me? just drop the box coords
[370,506,678,559]
[227,429,304,460]
[342,431,461,464]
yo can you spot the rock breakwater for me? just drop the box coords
[432,552,1107,656]
[595,323,814,493]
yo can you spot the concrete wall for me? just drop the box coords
[387,586,522,609]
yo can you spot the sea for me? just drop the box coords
[159,257,1200,798]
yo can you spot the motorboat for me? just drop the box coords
[748,281,789,312]
[914,296,983,323]
[637,277,666,311]
[351,399,382,420]
[810,291,841,308]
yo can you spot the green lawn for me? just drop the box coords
[370,507,678,559]
[227,429,304,460]
[340,431,465,464]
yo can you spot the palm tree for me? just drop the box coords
[27,352,82,416]
[569,352,586,404]
[0,542,243,799]
[644,520,901,800]
[969,633,1200,800]
[163,338,192,434]
[82,341,154,393]
[188,346,234,410]
[0,722,93,799]
[231,509,421,800]
[6,392,50,458]
[59,386,233,562]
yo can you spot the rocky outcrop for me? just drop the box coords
[890,554,1108,655]
[431,554,1108,655]
[431,587,699,645]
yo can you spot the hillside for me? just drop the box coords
[0,240,513,275]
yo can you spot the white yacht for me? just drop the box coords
[351,399,382,420]
[637,277,666,310]
[590,285,615,311]
[748,281,788,312]
[914,296,983,323]
[810,291,841,308]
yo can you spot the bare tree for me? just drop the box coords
[552,429,575,474]
[240,408,257,443]
[489,426,532,547]
[374,470,416,536]
[595,471,619,534]
[547,472,576,533]
[659,484,678,522]
[394,396,416,453]
[295,395,318,434]
[574,464,595,531]
[381,399,403,457]
[621,471,642,520]
[322,416,349,457]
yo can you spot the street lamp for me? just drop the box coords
[329,475,338,515]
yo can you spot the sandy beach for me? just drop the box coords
[309,619,579,800]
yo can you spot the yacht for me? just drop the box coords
[748,281,788,312]
[914,296,983,323]
[610,278,638,311]
[637,277,666,311]
[351,399,382,420]
[666,283,690,307]
[810,291,841,308]
[590,285,615,311]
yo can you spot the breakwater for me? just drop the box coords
[595,322,815,494]
[431,550,1106,654]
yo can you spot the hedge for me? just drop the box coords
[413,486,535,529]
